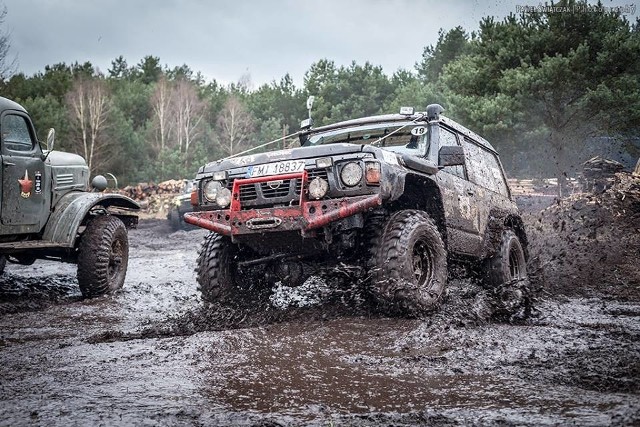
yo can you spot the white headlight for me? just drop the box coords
[215,187,232,208]
[203,180,221,201]
[308,177,329,200]
[340,162,363,187]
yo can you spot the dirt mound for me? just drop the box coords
[528,172,640,300]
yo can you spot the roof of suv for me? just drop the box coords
[305,112,497,153]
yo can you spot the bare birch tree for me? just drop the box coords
[66,77,111,173]
[151,76,173,153]
[216,95,254,157]
[172,78,205,154]
[0,5,16,80]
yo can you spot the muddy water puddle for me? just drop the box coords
[197,317,636,424]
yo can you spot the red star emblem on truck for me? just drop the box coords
[18,170,33,198]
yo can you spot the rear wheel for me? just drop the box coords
[77,216,129,298]
[369,210,447,317]
[168,208,184,231]
[484,229,529,315]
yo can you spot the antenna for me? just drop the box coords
[306,96,315,119]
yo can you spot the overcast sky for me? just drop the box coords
[2,0,636,87]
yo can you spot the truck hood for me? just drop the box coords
[45,151,88,167]
[200,143,365,173]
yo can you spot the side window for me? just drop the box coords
[1,114,35,152]
[462,138,508,196]
[439,127,466,179]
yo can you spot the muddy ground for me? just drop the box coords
[1,184,639,426]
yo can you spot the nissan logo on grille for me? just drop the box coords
[267,180,283,190]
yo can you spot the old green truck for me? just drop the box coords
[0,96,139,297]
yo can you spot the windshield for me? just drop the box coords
[304,122,429,156]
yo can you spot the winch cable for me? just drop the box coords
[221,131,302,161]
[221,112,426,161]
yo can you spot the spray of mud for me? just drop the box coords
[527,172,640,299]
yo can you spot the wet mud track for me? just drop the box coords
[0,219,639,426]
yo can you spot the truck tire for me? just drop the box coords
[77,215,129,298]
[370,210,447,316]
[168,209,183,231]
[196,232,264,305]
[483,229,528,315]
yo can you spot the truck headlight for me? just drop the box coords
[203,180,222,202]
[215,188,232,208]
[308,177,329,199]
[340,162,363,187]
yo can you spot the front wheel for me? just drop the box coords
[196,232,267,305]
[77,216,129,298]
[369,210,447,317]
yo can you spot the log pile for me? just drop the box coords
[117,179,189,218]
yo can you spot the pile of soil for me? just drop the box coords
[527,171,640,300]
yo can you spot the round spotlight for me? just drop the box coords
[340,162,363,187]
[308,177,329,200]
[215,187,232,208]
[203,180,221,202]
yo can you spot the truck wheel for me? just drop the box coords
[370,210,447,316]
[168,209,182,231]
[484,229,528,315]
[77,216,129,298]
[196,232,264,305]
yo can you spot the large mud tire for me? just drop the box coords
[370,210,447,317]
[196,232,265,305]
[77,216,129,298]
[484,229,529,315]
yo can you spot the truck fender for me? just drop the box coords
[42,192,140,247]
[482,210,529,260]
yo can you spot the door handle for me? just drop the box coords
[4,162,15,166]
[466,190,475,196]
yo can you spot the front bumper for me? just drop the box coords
[184,171,382,236]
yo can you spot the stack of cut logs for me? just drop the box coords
[117,179,187,217]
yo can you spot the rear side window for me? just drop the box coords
[462,138,508,196]
[439,127,466,179]
[1,114,34,152]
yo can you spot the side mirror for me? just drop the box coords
[46,128,55,152]
[438,145,465,167]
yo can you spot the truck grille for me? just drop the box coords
[227,168,330,207]
[236,183,257,201]
[261,180,291,198]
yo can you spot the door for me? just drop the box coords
[436,126,482,254]
[1,112,46,229]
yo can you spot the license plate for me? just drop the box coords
[247,160,306,177]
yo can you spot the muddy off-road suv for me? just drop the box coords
[186,105,528,315]
[0,97,139,297]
